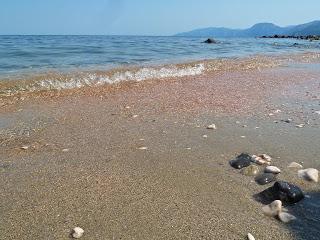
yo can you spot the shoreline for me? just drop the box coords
[1,51,320,100]
[0,59,320,239]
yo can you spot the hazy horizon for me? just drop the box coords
[1,0,320,35]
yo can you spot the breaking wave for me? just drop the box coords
[1,52,320,97]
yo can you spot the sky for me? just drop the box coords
[0,0,319,35]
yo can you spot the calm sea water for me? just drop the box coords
[0,35,319,77]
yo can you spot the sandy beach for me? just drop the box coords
[0,58,320,239]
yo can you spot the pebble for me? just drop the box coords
[241,165,260,176]
[255,173,277,185]
[207,124,217,130]
[252,154,271,165]
[295,124,304,128]
[288,162,303,168]
[202,135,208,138]
[247,233,255,240]
[262,200,282,217]
[283,119,293,123]
[265,181,304,204]
[138,147,148,150]
[72,227,84,239]
[21,146,29,150]
[62,148,69,152]
[132,115,139,118]
[315,111,320,115]
[278,212,296,223]
[298,168,319,182]
[229,153,252,169]
[265,166,281,174]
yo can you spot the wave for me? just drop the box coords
[0,52,320,97]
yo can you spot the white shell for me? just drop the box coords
[72,227,84,239]
[298,168,319,182]
[265,166,281,174]
[247,233,255,240]
[278,212,296,223]
[262,200,282,217]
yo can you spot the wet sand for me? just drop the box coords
[0,62,320,239]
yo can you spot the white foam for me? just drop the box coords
[34,63,205,91]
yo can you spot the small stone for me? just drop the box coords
[262,200,282,216]
[62,149,69,152]
[241,165,260,176]
[21,146,29,150]
[240,136,246,138]
[255,173,277,185]
[252,155,271,165]
[295,124,304,128]
[207,124,217,130]
[229,153,252,169]
[278,212,296,223]
[288,162,303,168]
[265,166,281,174]
[263,181,304,204]
[298,168,319,182]
[132,115,139,118]
[125,106,131,109]
[315,111,320,115]
[72,227,84,239]
[260,154,272,162]
[247,233,255,240]
[283,119,293,123]
[138,147,148,150]
[202,135,208,138]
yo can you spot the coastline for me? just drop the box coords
[0,55,320,239]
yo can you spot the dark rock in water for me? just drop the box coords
[229,153,252,169]
[203,38,217,44]
[255,173,277,185]
[257,181,304,205]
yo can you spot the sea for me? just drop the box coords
[0,35,319,95]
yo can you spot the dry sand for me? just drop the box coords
[0,63,320,239]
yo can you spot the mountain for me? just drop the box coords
[175,21,320,37]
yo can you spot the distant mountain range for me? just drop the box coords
[175,21,320,37]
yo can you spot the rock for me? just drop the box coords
[21,146,29,150]
[278,212,296,223]
[62,148,69,152]
[247,233,255,240]
[295,124,305,128]
[262,200,282,216]
[263,181,304,204]
[288,162,303,168]
[72,227,84,239]
[203,38,217,44]
[241,165,260,176]
[202,135,208,138]
[255,173,277,185]
[207,124,217,130]
[229,153,252,169]
[298,168,319,182]
[265,166,281,174]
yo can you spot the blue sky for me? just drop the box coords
[0,0,319,35]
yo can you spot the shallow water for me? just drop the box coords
[0,35,319,77]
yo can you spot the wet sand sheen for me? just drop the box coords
[0,62,320,239]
